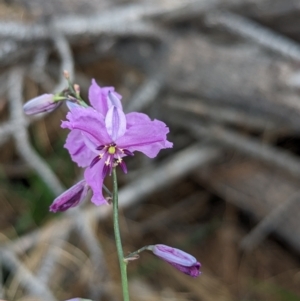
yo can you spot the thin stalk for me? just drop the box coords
[112,167,130,301]
[125,246,151,260]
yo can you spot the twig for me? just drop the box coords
[139,192,209,235]
[125,71,165,112]
[28,47,55,92]
[1,249,57,301]
[0,14,164,66]
[0,40,32,66]
[0,121,17,147]
[240,191,300,251]
[157,0,230,22]
[0,1,184,40]
[73,210,108,299]
[0,40,18,60]
[169,113,300,180]
[36,226,70,284]
[50,27,74,92]
[205,10,300,61]
[166,97,282,132]
[8,67,64,195]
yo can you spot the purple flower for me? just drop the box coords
[23,94,61,115]
[50,180,89,212]
[62,79,172,206]
[150,244,201,277]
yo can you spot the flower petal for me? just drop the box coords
[152,244,197,266]
[168,261,201,278]
[84,161,108,206]
[62,106,111,146]
[64,130,96,167]
[89,79,109,116]
[50,180,88,212]
[116,119,172,158]
[105,106,127,141]
[108,91,122,109]
[88,79,121,116]
[126,112,151,128]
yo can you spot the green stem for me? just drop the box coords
[125,246,151,259]
[112,167,130,301]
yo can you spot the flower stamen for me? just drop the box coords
[91,143,133,176]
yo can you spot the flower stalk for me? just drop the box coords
[112,167,130,301]
[125,246,149,260]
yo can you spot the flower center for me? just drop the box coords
[108,146,116,154]
[90,143,134,177]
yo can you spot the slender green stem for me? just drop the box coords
[112,167,130,301]
[125,246,151,260]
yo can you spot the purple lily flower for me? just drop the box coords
[50,180,89,212]
[62,79,172,206]
[23,94,62,115]
[150,244,201,277]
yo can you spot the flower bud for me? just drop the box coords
[50,180,89,212]
[74,84,80,94]
[23,94,61,115]
[149,244,201,277]
[63,70,70,79]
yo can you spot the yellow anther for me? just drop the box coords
[108,146,116,154]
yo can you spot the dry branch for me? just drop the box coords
[166,97,282,132]
[205,10,300,62]
[8,67,64,195]
[193,159,300,252]
[168,113,300,181]
[240,191,300,251]
[1,249,57,301]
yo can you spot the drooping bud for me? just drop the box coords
[50,180,89,212]
[148,244,201,277]
[23,94,61,115]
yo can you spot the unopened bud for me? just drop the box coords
[148,244,201,277]
[50,180,89,212]
[23,94,61,115]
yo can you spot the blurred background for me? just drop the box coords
[1,0,300,300]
